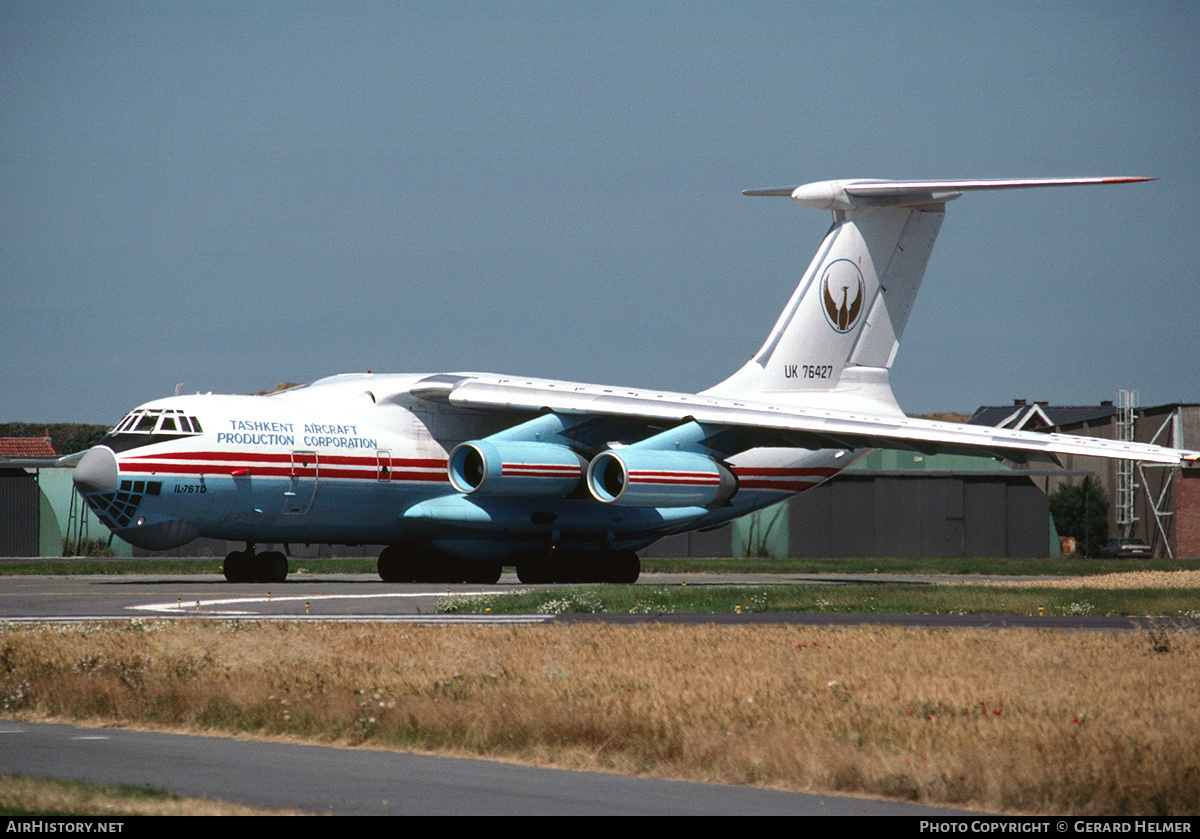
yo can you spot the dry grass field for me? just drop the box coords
[0,775,303,816]
[2,618,1197,815]
[1001,569,1200,590]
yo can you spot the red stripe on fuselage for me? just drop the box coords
[126,450,444,467]
[120,450,448,482]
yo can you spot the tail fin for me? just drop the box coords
[703,177,1151,414]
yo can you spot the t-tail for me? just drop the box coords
[702,177,1152,415]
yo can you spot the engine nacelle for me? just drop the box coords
[586,449,738,507]
[448,440,586,498]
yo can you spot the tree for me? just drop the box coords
[1049,478,1108,557]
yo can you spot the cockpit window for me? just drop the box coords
[101,408,204,453]
[110,409,204,437]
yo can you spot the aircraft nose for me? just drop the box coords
[73,446,119,494]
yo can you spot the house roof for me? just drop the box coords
[0,437,58,458]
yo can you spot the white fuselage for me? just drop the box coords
[76,373,853,561]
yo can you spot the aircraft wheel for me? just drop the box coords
[378,545,413,582]
[559,549,598,583]
[247,552,267,583]
[515,549,552,584]
[609,549,641,584]
[379,545,449,582]
[223,550,250,583]
[411,546,450,583]
[436,556,469,584]
[262,551,289,583]
[465,562,503,584]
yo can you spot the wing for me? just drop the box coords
[410,374,1197,466]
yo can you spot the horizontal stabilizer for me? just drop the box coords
[744,177,1154,211]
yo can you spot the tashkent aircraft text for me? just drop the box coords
[215,420,377,449]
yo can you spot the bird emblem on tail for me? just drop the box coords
[820,259,864,333]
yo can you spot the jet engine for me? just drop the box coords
[586,449,738,508]
[448,440,586,497]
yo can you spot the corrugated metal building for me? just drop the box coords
[642,451,1060,559]
[0,437,59,556]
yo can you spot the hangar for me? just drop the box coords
[644,450,1062,560]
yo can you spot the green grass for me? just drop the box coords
[437,582,1200,618]
[5,555,1199,577]
[641,555,1200,576]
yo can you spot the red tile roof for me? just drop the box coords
[0,437,58,458]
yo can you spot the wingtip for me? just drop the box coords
[742,186,797,197]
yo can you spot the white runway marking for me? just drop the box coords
[129,590,498,615]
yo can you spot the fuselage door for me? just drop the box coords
[377,449,391,482]
[283,450,318,515]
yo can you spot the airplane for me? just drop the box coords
[69,176,1199,584]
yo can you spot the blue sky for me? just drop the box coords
[3,1,1198,424]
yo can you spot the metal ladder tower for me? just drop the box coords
[1115,389,1138,537]
[64,485,90,556]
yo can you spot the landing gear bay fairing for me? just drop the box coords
[71,177,1198,583]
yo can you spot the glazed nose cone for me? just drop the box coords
[73,446,119,494]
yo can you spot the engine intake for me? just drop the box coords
[586,449,738,508]
[448,441,585,498]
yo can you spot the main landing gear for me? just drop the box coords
[223,545,289,583]
[375,545,641,586]
[515,547,640,585]
[377,544,503,584]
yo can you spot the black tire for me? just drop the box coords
[609,548,641,584]
[413,546,450,583]
[515,549,552,584]
[223,550,247,583]
[378,545,412,582]
[558,549,600,583]
[262,551,289,583]
[436,556,468,584]
[465,561,503,584]
[382,546,501,585]
[379,544,448,582]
